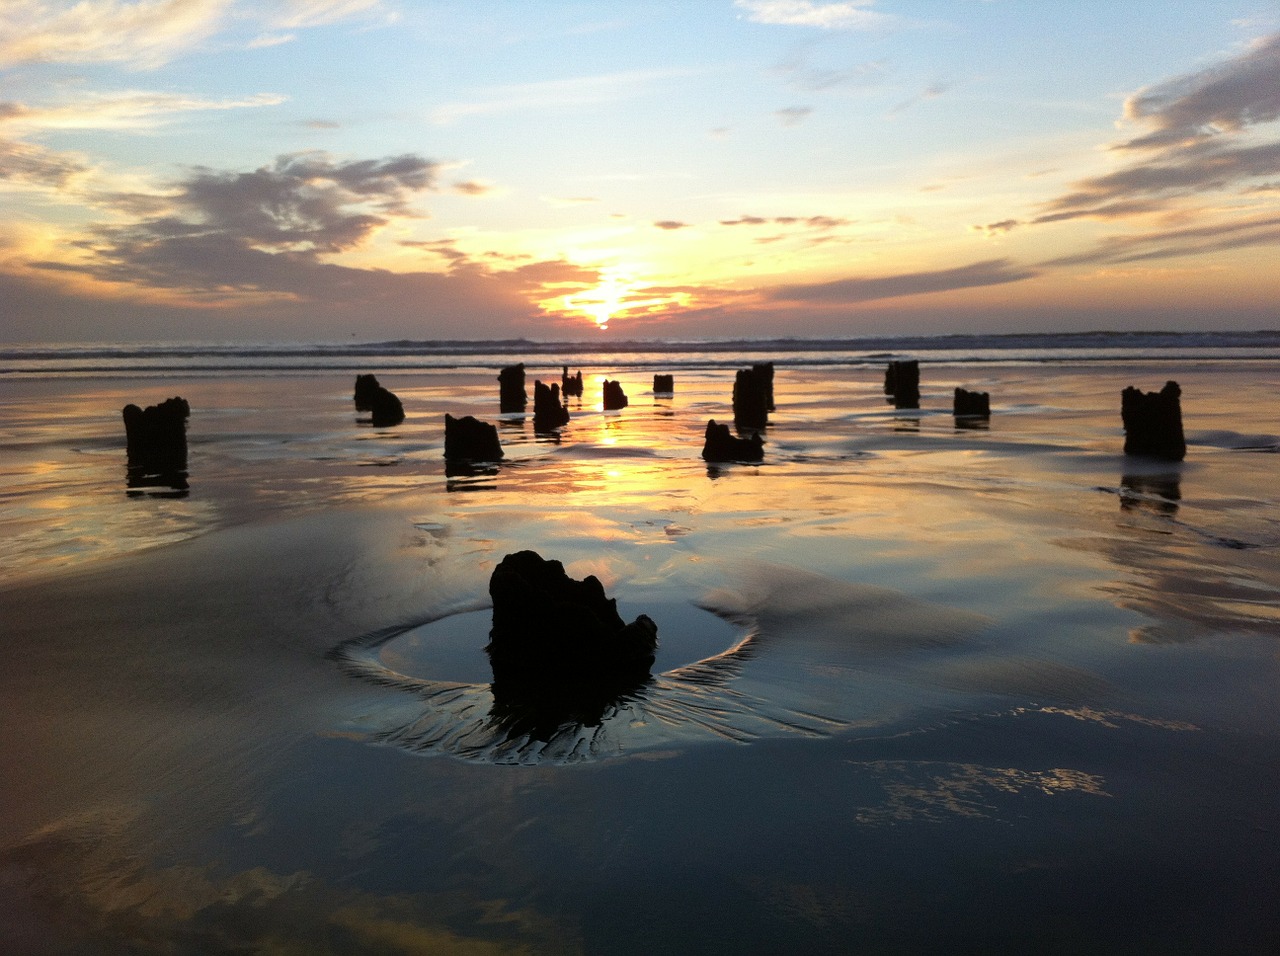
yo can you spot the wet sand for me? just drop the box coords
[1,361,1279,953]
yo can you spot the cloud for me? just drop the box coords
[0,137,89,189]
[0,92,286,133]
[891,81,951,115]
[1039,212,1280,267]
[1118,33,1280,150]
[720,214,851,229]
[767,258,1038,303]
[451,179,494,196]
[653,220,690,230]
[775,105,813,126]
[542,195,600,207]
[67,152,443,290]
[973,219,1020,236]
[432,68,696,124]
[1038,140,1280,220]
[735,0,897,31]
[11,149,599,338]
[1034,32,1280,224]
[0,0,231,70]
[0,0,392,70]
[265,0,385,30]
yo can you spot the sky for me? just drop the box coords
[1,0,1278,342]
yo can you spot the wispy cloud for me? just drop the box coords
[432,68,698,124]
[1039,212,1280,267]
[266,0,385,29]
[775,105,813,126]
[767,258,1038,303]
[0,91,285,133]
[735,0,897,31]
[721,214,851,228]
[890,80,951,115]
[1034,32,1280,223]
[0,0,231,70]
[653,220,690,230]
[0,137,89,190]
[0,0,393,70]
[1117,33,1280,150]
[451,179,495,196]
[541,195,600,207]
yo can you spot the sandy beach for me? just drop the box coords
[2,352,1279,953]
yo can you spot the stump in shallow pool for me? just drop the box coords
[561,367,584,397]
[954,387,990,418]
[444,414,504,462]
[486,550,658,695]
[498,364,527,413]
[533,380,570,431]
[884,360,920,409]
[1122,381,1186,461]
[701,419,764,463]
[603,379,629,410]
[122,396,190,491]
[732,366,771,429]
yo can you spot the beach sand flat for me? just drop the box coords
[2,358,1278,953]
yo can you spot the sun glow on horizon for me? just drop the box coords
[554,268,694,333]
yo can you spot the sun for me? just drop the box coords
[550,267,692,333]
[562,273,631,332]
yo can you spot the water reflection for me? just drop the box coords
[1120,472,1181,517]
[486,674,655,744]
[1089,470,1280,643]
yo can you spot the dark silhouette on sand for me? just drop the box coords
[702,419,764,463]
[653,374,674,394]
[561,367,584,397]
[954,387,990,418]
[533,380,571,431]
[353,373,404,426]
[485,551,658,740]
[1122,381,1186,461]
[122,396,190,493]
[353,373,380,410]
[884,360,920,409]
[603,379,628,410]
[499,364,527,413]
[444,413,504,462]
[732,366,771,429]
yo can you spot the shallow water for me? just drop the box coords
[1,358,1278,952]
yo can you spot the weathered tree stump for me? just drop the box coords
[884,360,920,409]
[561,366,584,397]
[533,380,571,431]
[701,419,764,463]
[954,387,990,418]
[444,413,504,461]
[732,367,770,429]
[1122,381,1186,461]
[603,379,629,410]
[498,364,527,413]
